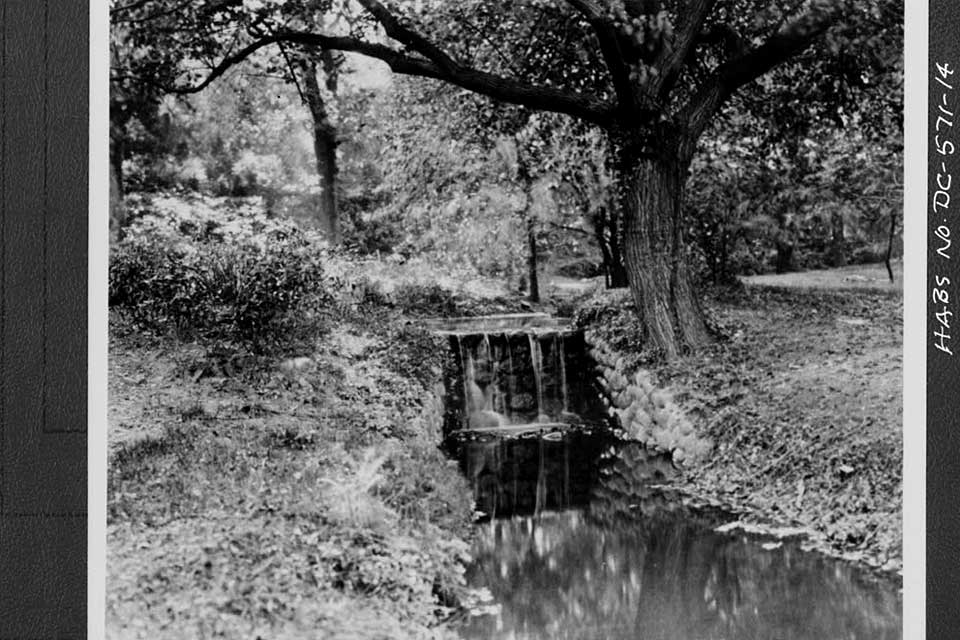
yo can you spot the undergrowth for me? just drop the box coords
[107,300,478,638]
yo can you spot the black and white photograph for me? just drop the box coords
[106,1,905,638]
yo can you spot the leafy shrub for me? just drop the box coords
[109,195,332,349]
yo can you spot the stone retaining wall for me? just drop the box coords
[586,334,711,465]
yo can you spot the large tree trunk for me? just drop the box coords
[301,56,340,243]
[617,144,712,358]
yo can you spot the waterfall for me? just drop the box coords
[481,333,502,415]
[528,333,544,418]
[455,335,468,418]
[458,335,482,416]
[558,333,568,413]
[441,319,600,434]
[504,331,516,417]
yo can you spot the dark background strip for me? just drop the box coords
[928,0,960,637]
[0,1,87,637]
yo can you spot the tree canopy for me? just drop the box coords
[112,0,902,357]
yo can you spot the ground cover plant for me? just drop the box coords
[108,303,480,638]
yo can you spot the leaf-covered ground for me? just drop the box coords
[581,280,902,573]
[107,304,481,639]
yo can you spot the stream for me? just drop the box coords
[435,315,902,640]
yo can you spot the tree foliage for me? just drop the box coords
[113,0,903,357]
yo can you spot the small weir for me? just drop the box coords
[431,314,902,640]
[435,314,606,437]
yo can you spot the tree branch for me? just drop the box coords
[356,0,458,75]
[653,0,716,99]
[274,38,307,106]
[565,0,636,114]
[679,3,840,154]
[170,30,617,126]
[697,23,748,57]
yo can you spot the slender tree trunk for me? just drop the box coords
[597,232,614,288]
[593,203,629,289]
[607,205,629,288]
[885,210,897,283]
[592,206,611,288]
[719,228,730,284]
[775,237,794,273]
[827,210,846,267]
[617,141,712,358]
[525,181,540,303]
[301,56,340,243]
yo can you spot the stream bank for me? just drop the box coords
[107,269,901,638]
[435,308,900,638]
[576,283,902,574]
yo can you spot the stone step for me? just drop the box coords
[425,313,574,333]
[455,422,577,436]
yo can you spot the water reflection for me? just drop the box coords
[458,438,902,640]
[456,431,610,519]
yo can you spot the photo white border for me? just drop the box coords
[89,0,109,637]
[903,1,925,638]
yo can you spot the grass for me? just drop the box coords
[738,259,903,293]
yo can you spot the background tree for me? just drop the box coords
[544,119,629,288]
[110,0,353,240]
[298,49,344,241]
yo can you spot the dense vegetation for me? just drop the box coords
[109,1,903,636]
[111,0,902,356]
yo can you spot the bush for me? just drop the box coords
[109,197,332,350]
